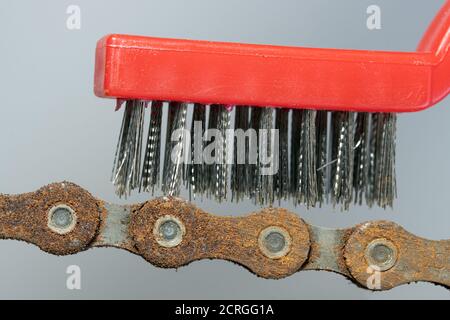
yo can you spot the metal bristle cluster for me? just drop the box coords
[112,100,397,209]
[111,100,146,197]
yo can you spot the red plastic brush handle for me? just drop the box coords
[94,1,450,113]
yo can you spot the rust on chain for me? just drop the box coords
[128,197,310,279]
[344,221,450,290]
[0,182,101,255]
[0,181,449,290]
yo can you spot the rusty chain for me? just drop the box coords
[0,181,449,290]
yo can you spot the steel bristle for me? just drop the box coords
[231,106,250,202]
[111,99,397,209]
[331,112,355,210]
[141,101,163,194]
[275,108,289,203]
[316,110,328,205]
[162,102,188,196]
[111,100,146,198]
[188,103,206,200]
[258,108,275,205]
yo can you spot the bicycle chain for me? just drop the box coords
[0,181,449,290]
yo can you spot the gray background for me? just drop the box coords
[0,0,449,299]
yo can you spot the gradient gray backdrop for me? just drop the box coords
[0,0,449,299]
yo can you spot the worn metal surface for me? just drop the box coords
[303,225,353,277]
[92,202,137,253]
[0,182,100,255]
[344,220,450,289]
[0,182,449,290]
[128,197,310,279]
